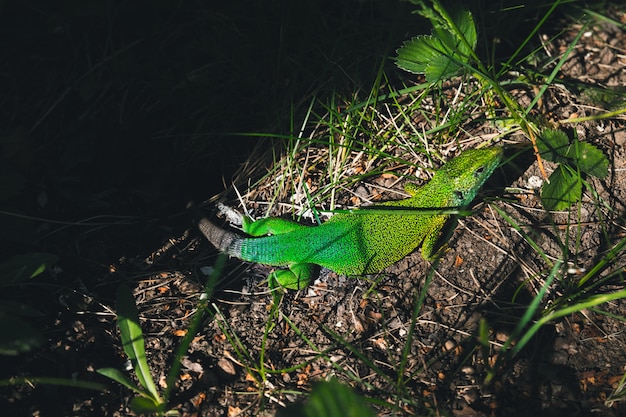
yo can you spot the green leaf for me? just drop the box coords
[130,396,162,413]
[278,378,376,417]
[397,35,464,82]
[396,36,446,74]
[396,2,475,83]
[567,141,608,178]
[96,367,147,396]
[537,129,608,179]
[432,3,476,54]
[541,165,582,211]
[537,129,570,163]
[0,313,43,355]
[0,253,58,285]
[115,285,162,404]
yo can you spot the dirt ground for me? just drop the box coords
[3,8,626,417]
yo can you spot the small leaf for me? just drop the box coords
[396,3,476,83]
[537,129,570,163]
[433,3,476,53]
[396,36,446,74]
[537,129,609,179]
[541,165,582,211]
[396,36,465,82]
[566,141,608,178]
[425,49,465,82]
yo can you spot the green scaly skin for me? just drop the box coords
[197,147,502,290]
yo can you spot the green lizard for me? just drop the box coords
[196,147,502,290]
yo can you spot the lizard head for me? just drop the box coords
[435,147,502,206]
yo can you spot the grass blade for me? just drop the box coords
[115,285,162,403]
[96,367,149,397]
[0,376,106,391]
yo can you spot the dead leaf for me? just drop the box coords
[228,406,242,417]
[218,357,236,375]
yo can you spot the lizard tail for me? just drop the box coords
[187,202,243,257]
[197,217,242,257]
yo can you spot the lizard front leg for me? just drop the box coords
[242,216,307,236]
[420,215,450,260]
[243,217,316,291]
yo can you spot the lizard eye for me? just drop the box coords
[475,166,485,176]
[454,190,465,201]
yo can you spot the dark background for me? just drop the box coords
[0,0,559,260]
[0,0,426,259]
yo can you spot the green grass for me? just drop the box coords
[98,256,225,416]
[212,1,626,414]
[3,0,626,415]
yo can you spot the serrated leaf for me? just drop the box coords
[541,165,582,211]
[396,3,475,83]
[566,141,609,178]
[537,129,609,179]
[396,36,445,74]
[537,129,570,163]
[424,51,465,82]
[433,3,476,53]
[397,35,465,82]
